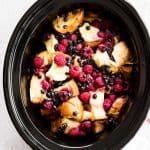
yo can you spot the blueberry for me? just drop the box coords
[92,94,97,99]
[46,92,51,98]
[41,90,45,94]
[86,26,91,30]
[63,25,68,29]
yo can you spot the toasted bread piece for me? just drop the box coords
[53,9,84,33]
[44,34,58,53]
[51,118,80,134]
[37,50,53,66]
[82,111,93,121]
[58,97,83,121]
[90,91,107,120]
[112,41,130,67]
[92,50,111,67]
[108,96,128,117]
[113,35,120,44]
[46,52,70,81]
[54,79,79,97]
[92,41,130,69]
[30,73,46,104]
[120,65,133,74]
[79,23,101,48]
[46,62,69,81]
[93,121,104,134]
[85,40,101,48]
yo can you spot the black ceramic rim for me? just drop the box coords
[3,0,150,150]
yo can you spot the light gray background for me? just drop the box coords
[0,0,150,149]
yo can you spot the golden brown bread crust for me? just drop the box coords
[92,41,130,72]
[67,80,80,97]
[30,73,46,104]
[108,96,128,117]
[58,97,83,121]
[79,23,101,48]
[112,41,130,67]
[51,118,80,134]
[53,9,84,33]
[90,91,107,120]
[93,121,104,134]
[82,111,93,121]
[44,34,58,53]
[85,40,101,48]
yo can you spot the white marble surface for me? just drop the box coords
[0,0,150,149]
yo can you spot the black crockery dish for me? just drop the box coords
[3,0,150,149]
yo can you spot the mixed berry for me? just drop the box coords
[30,8,134,138]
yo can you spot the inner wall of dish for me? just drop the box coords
[20,3,139,146]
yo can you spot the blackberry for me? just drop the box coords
[73,111,78,116]
[46,92,51,98]
[63,25,68,29]
[53,97,61,107]
[37,74,42,79]
[86,25,91,30]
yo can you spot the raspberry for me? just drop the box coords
[92,72,102,78]
[80,121,92,133]
[58,88,71,102]
[83,65,93,74]
[103,98,113,111]
[41,79,52,90]
[105,41,114,49]
[35,66,49,74]
[94,76,104,88]
[97,31,106,38]
[69,34,77,41]
[83,47,93,58]
[69,65,80,78]
[68,127,86,137]
[78,72,87,83]
[98,44,106,52]
[79,92,91,103]
[76,43,83,50]
[33,56,44,68]
[88,82,96,91]
[57,44,67,53]
[92,72,98,78]
[61,39,68,47]
[43,101,52,110]
[113,84,123,92]
[54,54,66,66]
[109,94,116,102]
[91,19,101,28]
[115,78,123,84]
